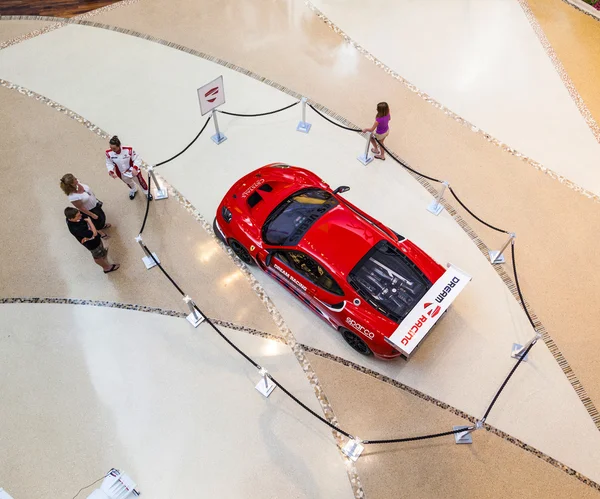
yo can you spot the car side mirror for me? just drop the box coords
[333,186,350,195]
[265,252,273,267]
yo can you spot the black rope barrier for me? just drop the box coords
[138,172,152,235]
[510,242,537,330]
[448,186,509,235]
[132,102,545,451]
[140,243,478,445]
[155,115,212,167]
[376,140,443,184]
[308,104,362,132]
[218,100,300,117]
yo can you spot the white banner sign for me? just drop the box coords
[388,265,472,356]
[198,75,225,116]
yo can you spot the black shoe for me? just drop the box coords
[129,191,137,200]
[147,193,153,201]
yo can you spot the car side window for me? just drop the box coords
[276,250,344,296]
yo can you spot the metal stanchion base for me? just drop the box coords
[453,426,473,444]
[142,252,160,270]
[211,133,227,145]
[255,376,276,397]
[357,154,373,166]
[341,439,364,461]
[153,187,168,200]
[186,312,205,328]
[488,250,506,264]
[427,200,444,216]
[296,121,312,133]
[511,343,530,362]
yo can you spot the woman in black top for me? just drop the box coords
[65,207,119,273]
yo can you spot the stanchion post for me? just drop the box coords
[211,109,227,144]
[357,132,374,165]
[296,97,312,133]
[255,367,276,397]
[183,295,205,328]
[427,181,449,216]
[489,232,516,264]
[147,165,168,200]
[341,437,364,461]
[511,331,541,362]
[453,422,480,444]
[135,235,160,270]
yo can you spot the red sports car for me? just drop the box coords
[213,164,447,359]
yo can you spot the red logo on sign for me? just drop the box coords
[424,302,441,319]
[205,87,219,103]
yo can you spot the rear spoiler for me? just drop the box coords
[386,264,472,359]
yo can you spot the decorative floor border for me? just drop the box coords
[1,24,598,434]
[2,296,599,492]
[0,0,140,49]
[0,297,285,343]
[0,30,598,491]
[304,1,600,204]
[561,0,600,21]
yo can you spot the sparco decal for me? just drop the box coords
[241,178,265,198]
[401,315,428,346]
[435,276,461,304]
[273,264,307,291]
[345,317,375,339]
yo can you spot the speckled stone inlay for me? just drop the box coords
[0,1,142,50]
[304,1,600,204]
[560,0,600,21]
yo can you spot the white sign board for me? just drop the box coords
[388,265,472,357]
[198,75,225,116]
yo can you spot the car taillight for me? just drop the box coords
[222,206,232,223]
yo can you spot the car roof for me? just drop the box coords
[297,203,385,278]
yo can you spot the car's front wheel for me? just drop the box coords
[229,239,255,266]
[341,328,373,356]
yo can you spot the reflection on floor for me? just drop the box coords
[0,0,118,17]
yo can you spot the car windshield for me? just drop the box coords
[263,189,338,246]
[348,240,432,323]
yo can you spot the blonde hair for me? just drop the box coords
[60,173,77,195]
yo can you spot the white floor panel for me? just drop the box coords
[0,24,599,482]
[0,303,353,499]
[309,0,600,196]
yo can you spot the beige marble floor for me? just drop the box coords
[92,0,600,425]
[0,303,353,499]
[0,84,280,337]
[1,1,600,497]
[309,353,600,499]
[0,19,52,44]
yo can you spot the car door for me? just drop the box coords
[265,250,318,309]
[267,249,346,328]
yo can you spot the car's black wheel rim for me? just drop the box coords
[342,330,372,356]
[230,240,253,265]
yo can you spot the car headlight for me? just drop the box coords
[222,206,232,223]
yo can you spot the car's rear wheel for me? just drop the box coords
[229,239,255,266]
[341,328,373,356]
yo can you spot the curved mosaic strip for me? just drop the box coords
[561,0,600,21]
[304,1,600,204]
[0,1,141,50]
